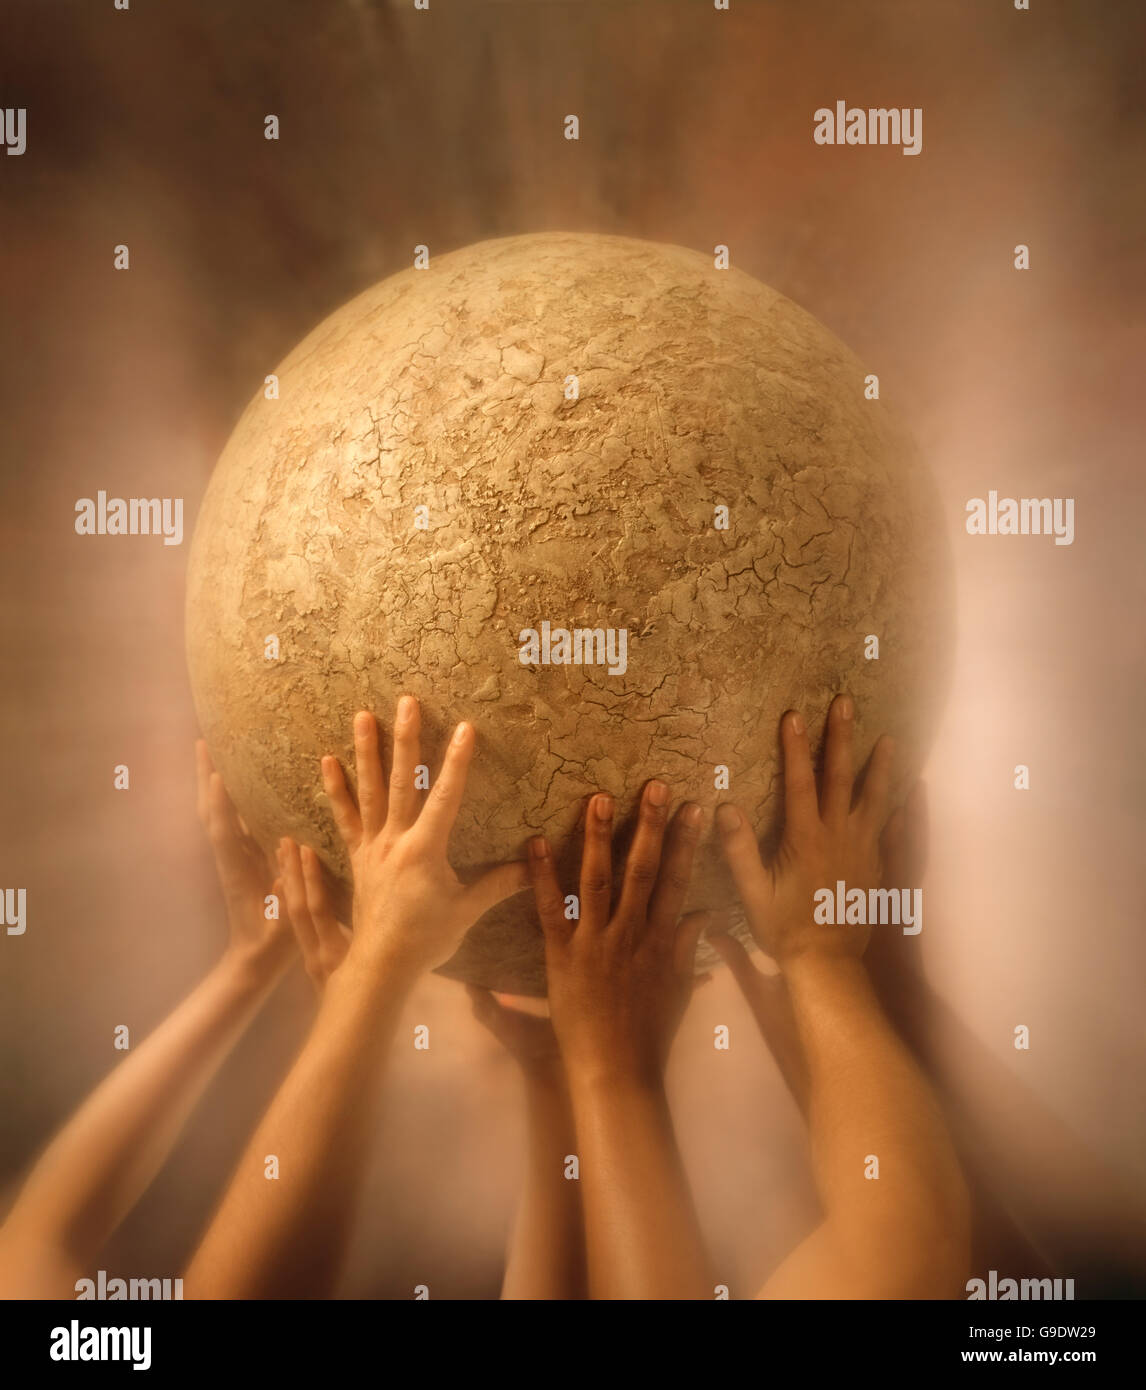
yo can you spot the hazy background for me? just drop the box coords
[1,0,1143,1297]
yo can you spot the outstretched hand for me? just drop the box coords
[715,694,894,969]
[321,697,529,979]
[528,782,711,1085]
[195,740,293,972]
[277,838,351,993]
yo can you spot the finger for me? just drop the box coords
[856,733,895,829]
[322,754,362,854]
[463,857,530,921]
[415,720,475,844]
[353,710,387,838]
[820,694,855,832]
[528,836,571,942]
[279,838,319,966]
[672,907,712,978]
[207,773,249,882]
[270,876,289,937]
[715,804,773,933]
[614,779,671,927]
[386,695,422,832]
[578,793,614,931]
[300,845,343,954]
[883,779,928,886]
[208,770,243,841]
[648,802,704,944]
[195,740,212,828]
[780,710,819,839]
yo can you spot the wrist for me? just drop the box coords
[218,938,291,993]
[340,936,423,995]
[564,1049,665,1098]
[782,951,870,993]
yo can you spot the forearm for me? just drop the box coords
[185,950,415,1299]
[568,1071,713,1300]
[501,1070,586,1300]
[784,956,969,1296]
[1,947,285,1266]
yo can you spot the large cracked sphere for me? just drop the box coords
[186,231,953,995]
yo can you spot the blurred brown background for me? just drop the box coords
[1,0,1143,1297]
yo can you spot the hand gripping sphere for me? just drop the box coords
[186,232,953,996]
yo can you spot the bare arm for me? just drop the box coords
[0,745,293,1299]
[767,953,968,1298]
[468,986,586,1300]
[718,697,970,1300]
[565,1067,711,1300]
[184,947,415,1299]
[184,698,527,1299]
[531,787,715,1300]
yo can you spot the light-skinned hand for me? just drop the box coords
[715,694,893,971]
[195,740,293,973]
[277,837,351,993]
[321,696,529,978]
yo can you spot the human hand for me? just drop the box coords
[277,837,352,994]
[528,782,711,1087]
[467,985,563,1083]
[195,740,293,973]
[321,697,528,979]
[715,695,894,971]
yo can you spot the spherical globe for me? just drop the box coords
[186,232,952,995]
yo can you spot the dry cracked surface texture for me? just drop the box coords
[186,231,953,995]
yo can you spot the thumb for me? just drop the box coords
[464,858,530,920]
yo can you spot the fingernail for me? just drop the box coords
[594,793,614,821]
[789,710,805,735]
[715,804,740,833]
[452,721,471,745]
[647,779,669,807]
[682,802,703,827]
[838,695,854,720]
[398,695,416,723]
[529,835,550,860]
[355,712,372,735]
